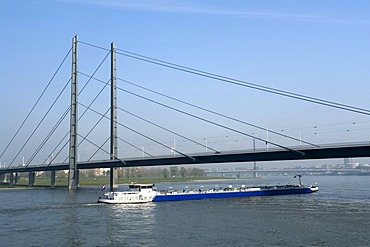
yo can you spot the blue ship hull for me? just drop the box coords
[152,187,317,202]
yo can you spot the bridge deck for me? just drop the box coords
[1,142,369,174]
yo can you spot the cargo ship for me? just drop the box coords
[97,176,318,204]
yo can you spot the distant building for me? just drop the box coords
[358,164,370,171]
[321,164,330,169]
[344,158,352,165]
[346,163,359,169]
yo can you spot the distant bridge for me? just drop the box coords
[205,168,366,177]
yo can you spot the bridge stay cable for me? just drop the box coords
[79,71,206,158]
[78,41,370,115]
[87,136,110,161]
[0,47,72,161]
[79,50,111,94]
[118,107,220,153]
[44,138,67,166]
[116,136,156,158]
[115,48,370,116]
[62,107,111,163]
[116,87,305,156]
[77,73,157,159]
[78,102,196,161]
[46,77,110,166]
[80,72,218,155]
[83,72,304,156]
[79,40,110,52]
[45,138,69,167]
[27,72,108,168]
[7,78,71,168]
[118,77,319,148]
[41,55,111,166]
[4,47,109,168]
[26,106,71,167]
[86,136,156,161]
[76,134,126,164]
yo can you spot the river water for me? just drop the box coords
[0,176,369,247]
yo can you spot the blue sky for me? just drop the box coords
[1,0,370,166]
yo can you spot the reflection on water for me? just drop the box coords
[99,203,157,247]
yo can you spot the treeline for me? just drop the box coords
[39,166,205,179]
[114,166,205,179]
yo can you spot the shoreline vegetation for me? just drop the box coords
[0,176,261,189]
[0,166,263,189]
[0,166,261,189]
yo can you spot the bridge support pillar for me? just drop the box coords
[14,173,18,185]
[51,170,55,188]
[28,172,35,187]
[253,139,258,178]
[110,168,118,191]
[253,162,258,178]
[0,174,6,183]
[9,173,14,186]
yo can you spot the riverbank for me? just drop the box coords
[0,176,260,189]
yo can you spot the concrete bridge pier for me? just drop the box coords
[28,172,35,187]
[14,173,18,185]
[253,161,258,178]
[51,170,55,188]
[9,173,19,186]
[77,170,80,187]
[0,174,7,183]
[9,173,13,186]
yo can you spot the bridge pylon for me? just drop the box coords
[68,35,79,190]
[110,42,118,191]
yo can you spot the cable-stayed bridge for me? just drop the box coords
[1,35,370,190]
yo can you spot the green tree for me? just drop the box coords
[162,168,170,178]
[180,167,187,178]
[191,168,205,177]
[81,169,96,178]
[56,170,67,179]
[41,171,51,178]
[170,166,179,177]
